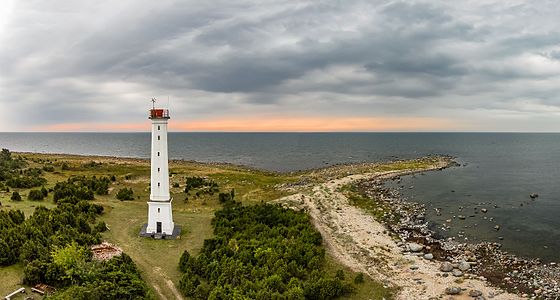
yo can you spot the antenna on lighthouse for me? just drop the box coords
[151,98,157,109]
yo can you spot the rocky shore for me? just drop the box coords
[357,172,560,299]
[275,157,524,299]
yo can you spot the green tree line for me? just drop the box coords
[178,201,354,299]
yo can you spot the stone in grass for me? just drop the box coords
[423,253,434,260]
[469,289,483,297]
[408,243,424,252]
[440,262,454,272]
[445,286,462,295]
[452,269,463,277]
[458,261,471,271]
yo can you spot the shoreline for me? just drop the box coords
[362,171,560,299]
[273,157,557,299]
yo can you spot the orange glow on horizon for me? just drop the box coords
[36,116,457,132]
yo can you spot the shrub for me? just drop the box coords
[116,188,134,201]
[81,161,102,168]
[184,176,219,194]
[42,165,55,172]
[6,175,47,188]
[354,272,364,284]
[335,269,345,280]
[28,189,45,201]
[218,189,235,203]
[11,191,21,201]
[94,221,107,233]
[53,176,110,203]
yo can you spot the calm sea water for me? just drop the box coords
[0,132,559,261]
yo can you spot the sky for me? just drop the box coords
[1,0,559,132]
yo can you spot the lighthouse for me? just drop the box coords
[141,99,179,238]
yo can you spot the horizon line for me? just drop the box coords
[2,131,560,134]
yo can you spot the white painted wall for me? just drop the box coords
[146,201,174,234]
[146,110,174,235]
[150,118,170,201]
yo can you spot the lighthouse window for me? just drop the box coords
[157,152,160,156]
[158,167,160,172]
[158,135,160,140]
[158,182,160,187]
[158,126,160,130]
[158,208,160,213]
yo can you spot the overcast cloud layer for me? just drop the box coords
[1,0,560,131]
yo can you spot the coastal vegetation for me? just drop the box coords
[178,201,353,299]
[0,150,152,298]
[0,149,46,189]
[0,150,419,299]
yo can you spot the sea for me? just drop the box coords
[1,132,559,261]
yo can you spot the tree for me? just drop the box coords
[177,202,354,298]
[50,242,92,285]
[179,250,191,272]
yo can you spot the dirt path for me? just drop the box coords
[153,267,185,300]
[275,163,521,300]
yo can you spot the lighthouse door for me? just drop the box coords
[156,222,162,233]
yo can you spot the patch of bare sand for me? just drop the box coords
[274,162,521,300]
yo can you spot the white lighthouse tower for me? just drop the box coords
[141,99,178,238]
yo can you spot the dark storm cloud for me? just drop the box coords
[1,0,560,131]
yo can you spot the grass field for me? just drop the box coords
[0,152,406,299]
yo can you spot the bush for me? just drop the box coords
[116,188,134,201]
[184,176,219,194]
[218,189,235,203]
[94,221,107,233]
[42,165,55,172]
[41,186,48,197]
[6,175,47,188]
[354,272,364,284]
[28,189,45,201]
[11,191,21,201]
[81,161,102,168]
[53,176,110,203]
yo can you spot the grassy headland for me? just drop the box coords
[0,152,445,299]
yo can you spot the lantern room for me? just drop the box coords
[149,108,170,119]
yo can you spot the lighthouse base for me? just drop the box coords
[139,223,181,239]
[139,200,181,239]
